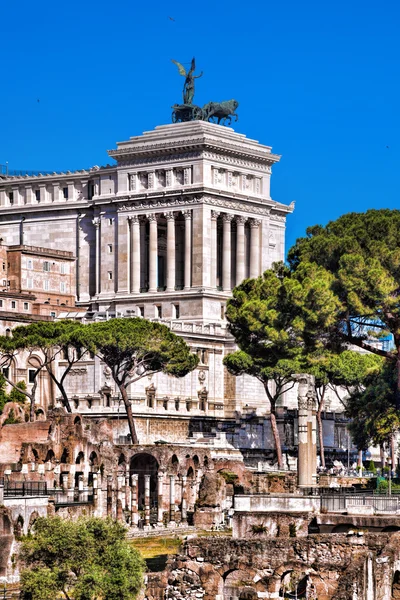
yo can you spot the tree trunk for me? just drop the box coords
[46,367,72,412]
[380,445,386,469]
[268,398,283,469]
[396,345,400,410]
[119,385,139,444]
[317,405,325,468]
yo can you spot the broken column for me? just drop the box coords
[157,472,164,526]
[144,474,151,527]
[131,474,139,527]
[169,475,176,525]
[296,374,317,487]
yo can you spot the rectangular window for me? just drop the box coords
[155,305,162,319]
[0,300,3,307]
[2,367,9,379]
[43,261,50,272]
[23,302,29,310]
[60,282,66,293]
[50,311,56,318]
[9,191,14,205]
[63,187,68,199]
[88,182,95,200]
[2,280,5,287]
[107,271,113,280]
[108,218,113,226]
[44,280,49,291]
[35,189,40,202]
[60,263,68,274]
[173,304,180,319]
[107,244,113,254]
[2,263,5,271]
[27,259,33,270]
[11,301,16,309]
[28,369,36,383]
[221,303,225,320]
[137,306,144,317]
[27,278,33,289]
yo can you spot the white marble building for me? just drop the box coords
[0,121,294,438]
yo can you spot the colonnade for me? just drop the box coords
[115,471,197,528]
[92,210,262,295]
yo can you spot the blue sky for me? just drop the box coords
[1,0,399,251]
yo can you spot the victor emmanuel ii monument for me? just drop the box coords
[0,60,294,446]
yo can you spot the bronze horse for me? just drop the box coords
[203,100,239,125]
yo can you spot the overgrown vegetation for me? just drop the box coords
[19,516,144,600]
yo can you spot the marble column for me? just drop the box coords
[169,475,176,524]
[130,474,139,527]
[78,474,84,492]
[148,214,158,293]
[211,211,219,289]
[222,214,234,291]
[125,474,131,511]
[236,216,246,286]
[157,472,164,525]
[92,217,100,294]
[130,216,140,293]
[181,476,187,523]
[250,219,261,278]
[183,210,192,290]
[107,475,113,517]
[165,212,176,292]
[144,474,151,526]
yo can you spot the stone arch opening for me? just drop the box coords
[32,448,39,463]
[171,454,179,467]
[15,515,24,538]
[36,408,45,420]
[223,569,256,599]
[74,416,81,426]
[193,455,199,467]
[187,466,194,478]
[60,448,69,464]
[280,570,308,599]
[44,449,55,463]
[89,451,99,467]
[130,453,159,518]
[204,456,209,468]
[75,451,84,465]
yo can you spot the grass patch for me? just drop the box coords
[130,536,182,560]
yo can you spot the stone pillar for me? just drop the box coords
[296,374,317,487]
[249,219,261,279]
[93,217,100,294]
[107,475,113,517]
[222,214,233,291]
[169,475,176,524]
[157,472,164,526]
[165,212,176,292]
[78,474,84,492]
[144,474,151,526]
[211,211,219,289]
[236,216,246,286]
[183,210,192,290]
[130,474,139,527]
[61,473,68,493]
[148,214,158,293]
[130,215,140,294]
[181,476,187,524]
[125,474,131,511]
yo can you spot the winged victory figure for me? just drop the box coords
[171,58,203,105]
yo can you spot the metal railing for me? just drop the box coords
[54,489,94,506]
[3,481,48,497]
[321,494,400,513]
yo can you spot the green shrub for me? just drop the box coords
[9,381,27,405]
[367,460,377,474]
[219,471,238,484]
[3,409,22,425]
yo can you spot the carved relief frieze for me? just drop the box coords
[117,152,202,168]
[203,151,272,171]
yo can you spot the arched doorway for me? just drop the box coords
[392,571,400,599]
[224,570,256,599]
[130,453,159,524]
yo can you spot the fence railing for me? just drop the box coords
[321,494,400,513]
[2,482,94,505]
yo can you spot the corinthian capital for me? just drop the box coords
[146,213,158,223]
[182,210,192,220]
[236,215,247,225]
[250,218,262,228]
[92,217,100,228]
[164,211,176,221]
[211,210,220,221]
[222,213,234,223]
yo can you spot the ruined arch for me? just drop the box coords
[193,455,199,467]
[75,451,84,465]
[383,525,400,533]
[74,416,82,426]
[14,515,24,538]
[204,456,209,468]
[130,453,159,517]
[171,454,179,467]
[1,514,11,535]
[89,451,99,467]
[118,453,127,466]
[223,569,257,599]
[60,448,69,464]
[187,466,194,478]
[31,448,40,463]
